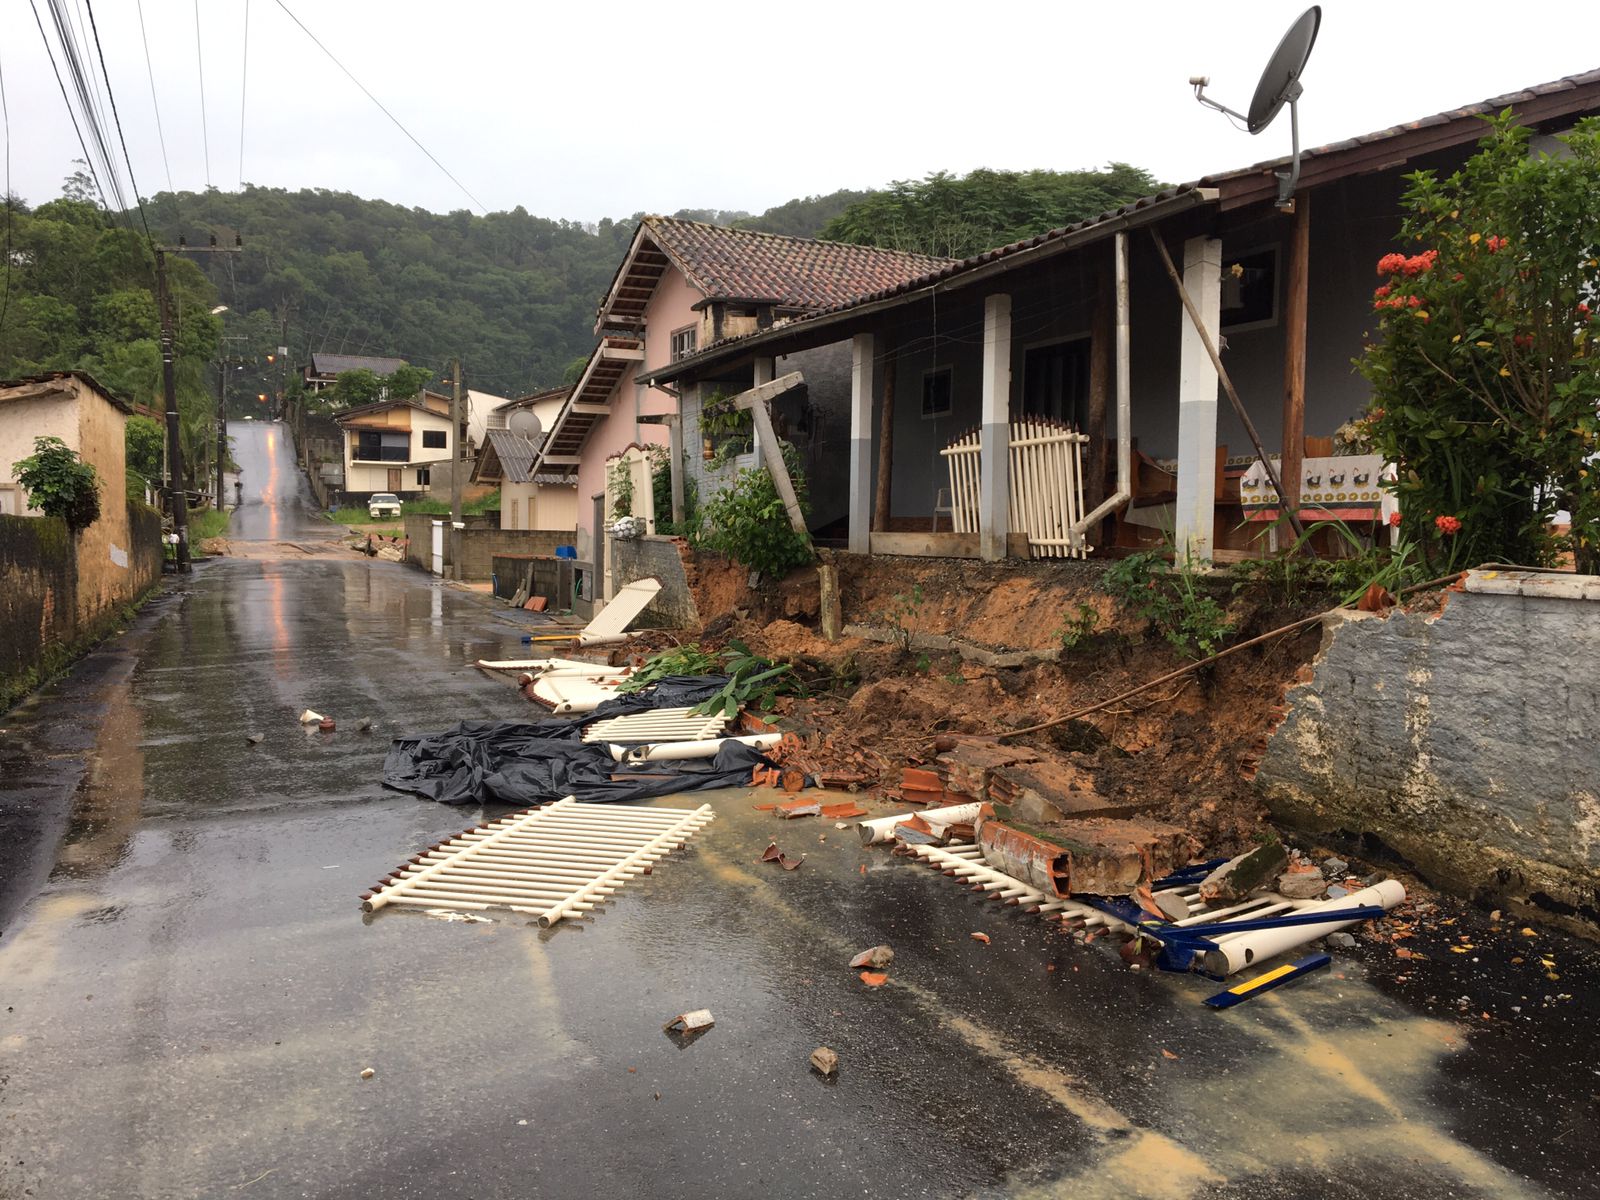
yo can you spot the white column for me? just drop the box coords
[1175,236,1222,563]
[849,334,876,554]
[751,357,773,460]
[979,293,1012,561]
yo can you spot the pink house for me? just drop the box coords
[531,217,947,595]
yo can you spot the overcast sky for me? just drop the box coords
[5,0,1595,222]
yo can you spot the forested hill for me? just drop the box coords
[136,186,871,398]
[133,164,1156,398]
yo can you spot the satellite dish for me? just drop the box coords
[1191,6,1322,208]
[508,409,542,440]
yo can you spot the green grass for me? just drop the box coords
[188,507,231,541]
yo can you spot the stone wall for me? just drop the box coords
[0,501,163,711]
[1256,570,1600,930]
[401,513,568,580]
[608,534,698,628]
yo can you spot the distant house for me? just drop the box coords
[473,387,575,530]
[0,370,154,624]
[335,391,456,500]
[531,217,949,591]
[303,352,409,393]
[643,70,1600,564]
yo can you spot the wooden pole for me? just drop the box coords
[734,372,809,535]
[1148,230,1306,543]
[1086,255,1113,517]
[155,249,189,572]
[872,359,896,531]
[1281,195,1311,520]
[450,357,463,580]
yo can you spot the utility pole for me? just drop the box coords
[450,357,463,581]
[155,234,243,573]
[154,247,188,572]
[215,334,248,509]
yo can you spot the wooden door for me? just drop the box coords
[387,467,402,491]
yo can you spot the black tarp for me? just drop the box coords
[383,676,774,806]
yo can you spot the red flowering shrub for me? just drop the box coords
[1360,113,1600,572]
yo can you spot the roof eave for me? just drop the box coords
[639,188,1218,385]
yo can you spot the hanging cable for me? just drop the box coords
[44,0,128,218]
[237,0,250,189]
[28,0,109,212]
[0,42,13,343]
[194,0,212,187]
[269,0,488,214]
[135,0,173,193]
[84,0,154,245]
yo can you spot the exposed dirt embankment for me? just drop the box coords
[702,553,1330,854]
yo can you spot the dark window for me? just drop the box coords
[670,326,698,362]
[1221,247,1278,330]
[1021,339,1091,427]
[921,366,953,418]
[416,468,430,486]
[354,430,410,462]
[421,429,447,449]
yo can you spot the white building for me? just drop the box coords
[335,392,456,500]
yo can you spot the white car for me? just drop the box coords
[368,492,402,519]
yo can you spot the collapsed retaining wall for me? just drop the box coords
[1256,570,1600,930]
[609,535,698,628]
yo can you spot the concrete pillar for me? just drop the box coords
[849,334,876,555]
[752,357,773,460]
[1175,236,1222,563]
[979,293,1012,561]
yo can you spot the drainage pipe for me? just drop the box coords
[1068,229,1132,552]
[612,733,782,763]
[1197,879,1406,977]
[856,801,987,845]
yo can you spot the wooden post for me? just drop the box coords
[1281,195,1311,520]
[818,562,841,641]
[1086,256,1113,517]
[734,372,809,535]
[872,359,896,531]
[665,413,685,525]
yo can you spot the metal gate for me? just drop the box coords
[939,418,1090,558]
[362,797,715,926]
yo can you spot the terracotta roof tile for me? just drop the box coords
[640,217,952,312]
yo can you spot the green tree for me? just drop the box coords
[820,165,1161,259]
[125,414,164,500]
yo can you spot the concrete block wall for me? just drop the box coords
[1256,572,1600,929]
[608,534,699,628]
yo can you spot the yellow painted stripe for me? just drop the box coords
[1229,963,1298,996]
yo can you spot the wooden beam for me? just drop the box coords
[731,371,809,535]
[872,359,896,531]
[570,402,610,415]
[1281,194,1311,517]
[1086,254,1113,518]
[600,345,646,361]
[1148,229,1306,544]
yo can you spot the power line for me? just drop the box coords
[237,0,250,188]
[269,0,488,214]
[27,0,110,214]
[44,0,127,217]
[193,0,211,187]
[83,0,154,244]
[0,41,13,343]
[135,0,173,192]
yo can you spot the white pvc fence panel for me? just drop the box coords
[938,418,1090,558]
[362,796,715,926]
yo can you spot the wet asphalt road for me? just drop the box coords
[3,421,1599,1199]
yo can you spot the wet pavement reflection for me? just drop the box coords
[1,425,1596,1198]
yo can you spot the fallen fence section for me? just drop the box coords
[902,840,1404,977]
[582,707,731,744]
[361,796,715,926]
